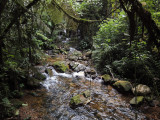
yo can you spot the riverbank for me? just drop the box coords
[12,48,160,120]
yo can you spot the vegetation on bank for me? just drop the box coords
[0,0,160,119]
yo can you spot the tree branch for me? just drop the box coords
[52,0,105,23]
[0,0,41,40]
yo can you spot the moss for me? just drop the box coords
[70,95,81,105]
[82,90,90,98]
[113,80,132,92]
[130,96,144,105]
[102,74,111,83]
[53,61,69,73]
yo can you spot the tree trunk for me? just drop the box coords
[128,12,136,47]
[119,0,160,50]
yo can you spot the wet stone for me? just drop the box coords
[132,84,151,95]
[130,96,144,106]
[113,80,132,92]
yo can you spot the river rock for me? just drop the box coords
[78,56,83,60]
[130,96,144,106]
[69,48,82,57]
[69,62,79,70]
[70,94,86,106]
[85,51,92,58]
[102,74,112,83]
[82,56,87,60]
[68,55,78,61]
[74,63,86,72]
[52,61,69,73]
[113,80,132,92]
[70,91,91,107]
[83,90,91,98]
[132,84,151,95]
[85,67,96,75]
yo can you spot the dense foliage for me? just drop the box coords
[0,0,160,119]
[92,0,160,94]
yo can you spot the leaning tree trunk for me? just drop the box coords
[119,0,160,50]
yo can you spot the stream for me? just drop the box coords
[35,48,147,120]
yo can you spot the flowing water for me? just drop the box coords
[39,57,147,120]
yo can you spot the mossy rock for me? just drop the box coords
[70,94,83,106]
[10,99,23,109]
[70,92,91,108]
[113,80,132,92]
[82,90,91,98]
[102,74,112,83]
[52,61,69,73]
[130,96,144,106]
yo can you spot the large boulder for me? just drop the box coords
[52,61,69,73]
[130,96,144,106]
[113,80,132,92]
[69,62,86,72]
[132,84,151,95]
[74,63,86,72]
[69,48,82,57]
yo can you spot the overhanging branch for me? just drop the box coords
[0,0,41,40]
